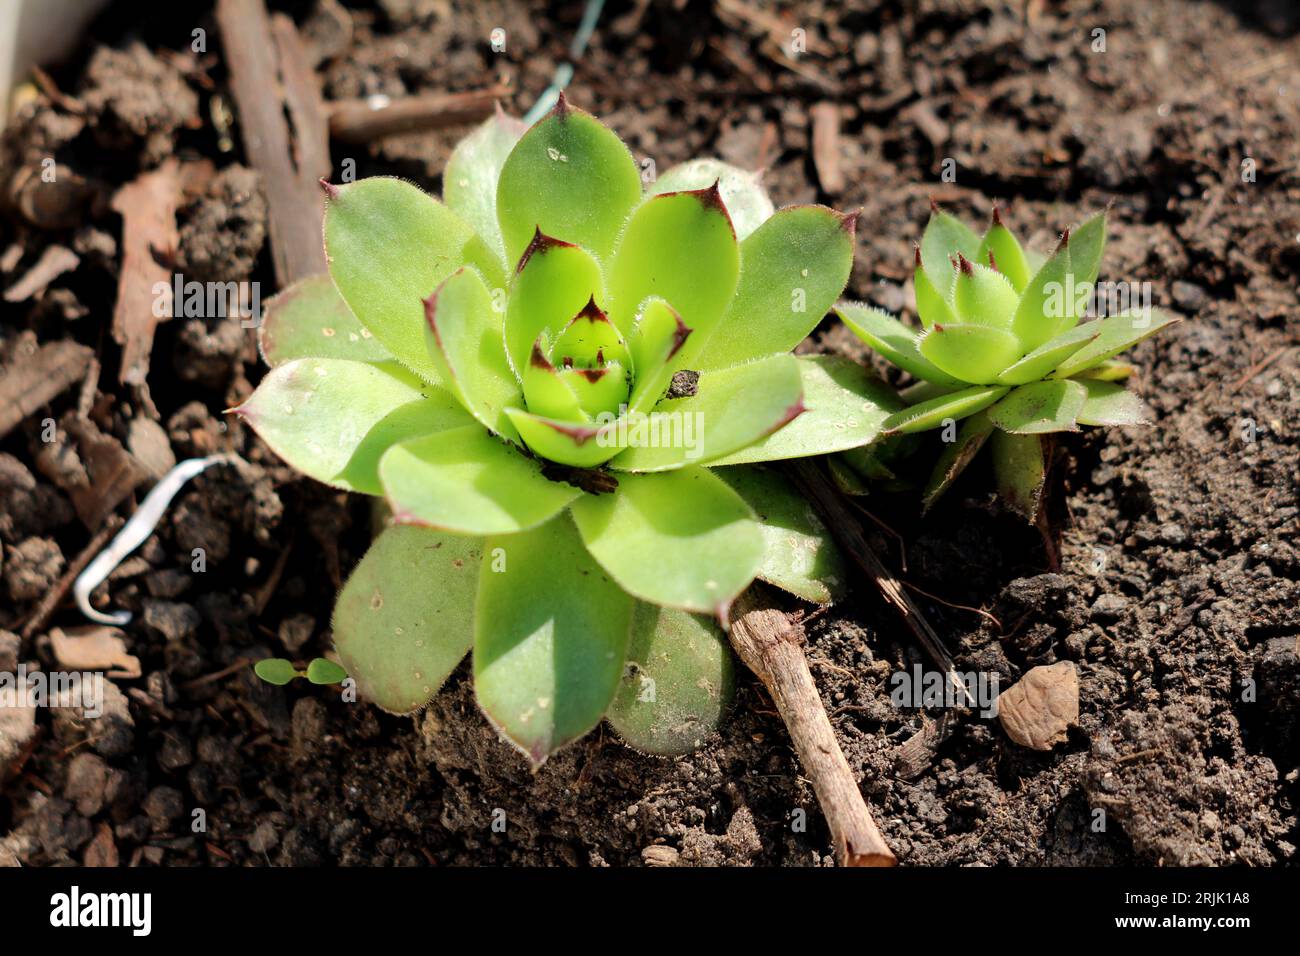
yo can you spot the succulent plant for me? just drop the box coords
[836,205,1177,520]
[235,97,897,766]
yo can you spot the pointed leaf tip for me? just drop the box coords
[1055,227,1071,253]
[515,225,577,274]
[957,253,974,275]
[929,196,941,214]
[991,203,1004,227]
[319,177,339,198]
[690,179,736,233]
[529,340,554,370]
[837,207,861,234]
[574,295,609,323]
[552,89,570,119]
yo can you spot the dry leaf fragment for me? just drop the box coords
[49,625,142,679]
[997,661,1079,751]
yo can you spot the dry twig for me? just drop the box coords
[785,458,971,704]
[728,588,895,867]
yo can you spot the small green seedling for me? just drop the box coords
[237,96,897,766]
[836,204,1178,520]
[254,657,349,686]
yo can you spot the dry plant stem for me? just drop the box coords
[728,588,896,867]
[216,0,329,286]
[20,516,124,639]
[785,458,972,706]
[327,88,508,143]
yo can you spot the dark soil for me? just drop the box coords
[2,0,1297,866]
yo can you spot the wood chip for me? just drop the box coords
[63,416,150,530]
[49,625,142,679]
[997,661,1079,751]
[3,245,80,302]
[110,158,181,388]
[892,712,952,780]
[84,823,120,867]
[0,339,94,440]
[216,0,329,286]
[810,101,845,194]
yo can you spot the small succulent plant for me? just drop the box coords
[836,205,1177,519]
[236,97,897,766]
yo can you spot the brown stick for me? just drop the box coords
[785,458,972,705]
[20,516,124,639]
[327,88,507,143]
[728,588,896,867]
[216,0,329,287]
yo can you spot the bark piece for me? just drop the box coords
[0,339,93,440]
[110,158,181,388]
[216,0,329,287]
[63,417,150,530]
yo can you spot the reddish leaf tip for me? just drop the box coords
[552,90,570,120]
[577,367,608,384]
[516,225,576,274]
[987,248,999,272]
[529,341,554,371]
[1055,227,1071,254]
[837,207,862,234]
[573,295,610,324]
[929,197,941,214]
[666,307,693,359]
[991,203,1004,227]
[957,252,974,276]
[913,244,923,268]
[540,417,604,446]
[319,178,339,199]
